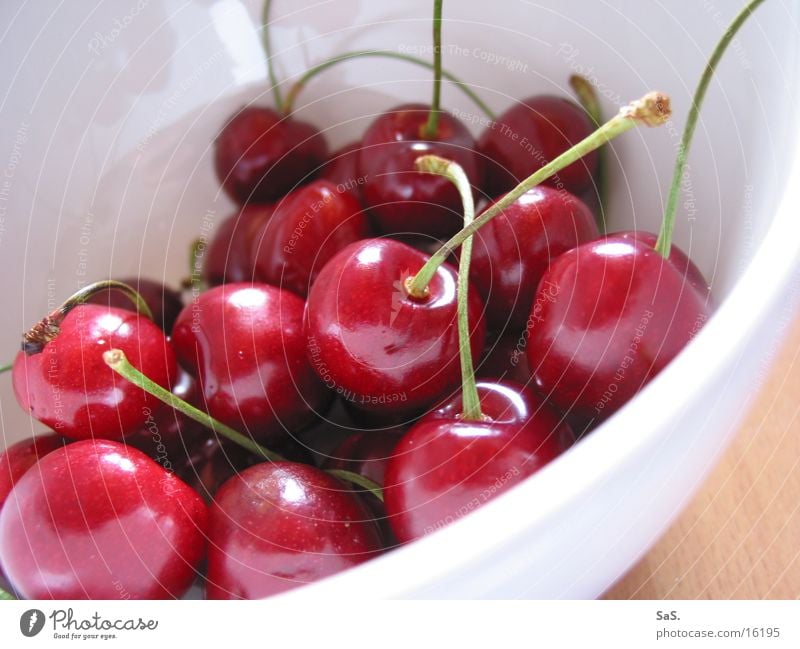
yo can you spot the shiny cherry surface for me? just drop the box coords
[204,204,274,286]
[0,434,66,510]
[86,277,183,333]
[0,440,208,599]
[206,462,383,599]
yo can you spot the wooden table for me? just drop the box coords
[604,317,800,599]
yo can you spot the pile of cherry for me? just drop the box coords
[0,0,752,600]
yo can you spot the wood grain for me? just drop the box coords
[604,316,800,599]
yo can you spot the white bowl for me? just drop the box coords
[1,0,798,598]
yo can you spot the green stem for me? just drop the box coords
[22,280,154,356]
[0,586,16,600]
[421,0,444,138]
[283,50,495,120]
[415,155,482,420]
[181,238,207,292]
[408,91,672,296]
[262,0,284,111]
[655,0,766,258]
[0,363,12,374]
[327,469,384,503]
[102,349,384,498]
[569,74,607,231]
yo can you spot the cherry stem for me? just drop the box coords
[0,363,12,374]
[282,50,495,120]
[421,0,444,139]
[415,155,482,420]
[262,0,284,112]
[408,91,672,294]
[0,585,15,600]
[181,238,206,292]
[22,280,154,356]
[569,74,607,231]
[102,348,384,499]
[655,0,765,258]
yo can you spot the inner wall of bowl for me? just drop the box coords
[0,0,797,445]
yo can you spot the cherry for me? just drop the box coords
[526,234,712,423]
[0,434,66,510]
[304,238,486,416]
[203,204,274,287]
[171,283,331,443]
[477,331,531,384]
[214,106,328,204]
[479,95,599,197]
[13,303,178,440]
[251,179,370,297]
[319,142,365,201]
[86,277,183,333]
[0,439,208,599]
[357,104,483,238]
[206,462,383,599]
[384,380,571,543]
[470,185,598,330]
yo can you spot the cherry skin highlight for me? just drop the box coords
[479,95,598,197]
[471,186,599,330]
[214,106,328,204]
[384,380,571,543]
[251,179,369,297]
[304,238,487,416]
[206,462,383,599]
[12,305,178,440]
[86,277,183,333]
[171,283,331,443]
[358,104,483,238]
[0,440,208,599]
[526,234,713,423]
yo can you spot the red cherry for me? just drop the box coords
[471,186,599,330]
[203,204,274,287]
[526,234,713,422]
[304,238,486,415]
[86,277,183,333]
[0,434,66,510]
[171,283,331,443]
[251,179,370,297]
[12,305,178,440]
[214,106,328,204]
[206,462,383,599]
[479,96,598,196]
[384,381,571,543]
[358,104,483,238]
[0,440,208,599]
[319,142,366,202]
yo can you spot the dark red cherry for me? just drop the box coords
[0,439,208,599]
[323,430,405,487]
[358,104,483,238]
[471,186,599,330]
[319,142,366,201]
[203,204,274,286]
[304,238,486,416]
[171,283,331,443]
[251,179,370,297]
[12,305,178,440]
[478,332,531,384]
[86,277,183,333]
[0,434,66,510]
[206,462,383,599]
[384,381,571,543]
[526,234,713,423]
[479,95,598,197]
[214,106,328,204]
